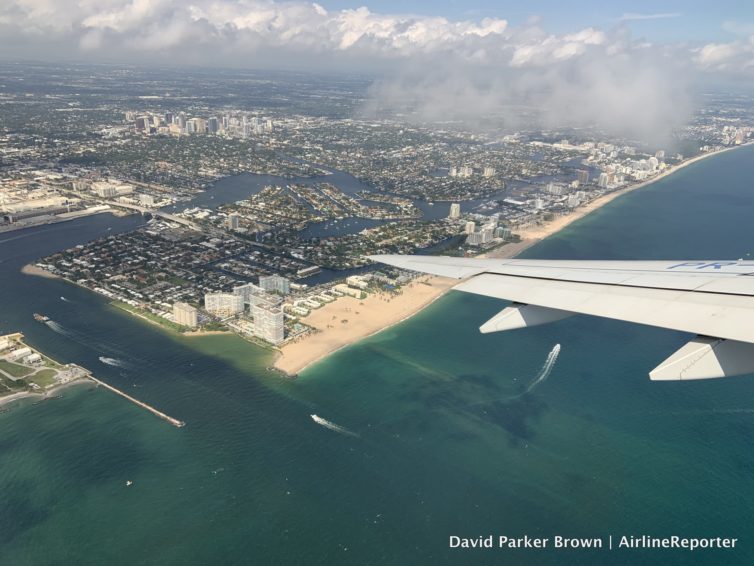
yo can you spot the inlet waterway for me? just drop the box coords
[2,145,754,565]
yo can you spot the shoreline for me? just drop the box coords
[483,143,751,259]
[19,143,750,379]
[274,143,751,375]
[21,263,61,279]
[0,378,91,408]
[0,206,113,235]
[183,330,233,337]
[273,276,456,376]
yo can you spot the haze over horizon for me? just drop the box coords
[3,0,754,142]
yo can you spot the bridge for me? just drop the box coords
[109,202,201,230]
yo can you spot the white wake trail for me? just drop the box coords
[523,343,561,395]
[98,356,129,368]
[311,414,359,437]
[45,320,73,337]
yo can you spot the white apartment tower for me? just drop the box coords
[204,293,244,316]
[252,303,285,344]
[173,302,198,328]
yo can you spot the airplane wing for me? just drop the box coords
[368,255,754,380]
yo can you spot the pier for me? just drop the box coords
[89,375,185,428]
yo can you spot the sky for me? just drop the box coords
[2,1,754,142]
[318,0,754,43]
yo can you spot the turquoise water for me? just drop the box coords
[2,146,754,565]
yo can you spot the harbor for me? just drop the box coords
[3,325,185,428]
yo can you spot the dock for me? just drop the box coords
[88,375,185,428]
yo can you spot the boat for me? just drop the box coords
[310,414,326,425]
[33,313,49,323]
[126,480,133,487]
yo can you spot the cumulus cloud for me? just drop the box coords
[362,23,691,144]
[695,38,754,70]
[0,0,712,141]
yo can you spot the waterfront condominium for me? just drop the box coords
[204,292,244,317]
[173,302,198,328]
[251,302,285,344]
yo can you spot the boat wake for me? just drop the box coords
[99,356,129,368]
[311,414,359,437]
[44,320,136,362]
[45,319,73,337]
[515,343,561,398]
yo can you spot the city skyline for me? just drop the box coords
[5,1,753,145]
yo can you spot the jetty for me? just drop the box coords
[89,375,185,428]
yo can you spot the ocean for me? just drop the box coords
[1,145,754,565]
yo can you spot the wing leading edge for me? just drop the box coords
[368,254,754,380]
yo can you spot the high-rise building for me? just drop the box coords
[227,213,240,230]
[92,182,118,198]
[483,167,496,178]
[655,150,665,160]
[449,203,461,219]
[597,172,610,188]
[496,226,511,240]
[173,302,198,328]
[546,182,564,196]
[208,117,220,133]
[577,169,590,185]
[139,194,155,207]
[233,283,260,307]
[92,181,132,198]
[186,118,207,134]
[466,232,483,246]
[204,293,244,316]
[464,221,476,235]
[259,275,290,295]
[233,283,279,308]
[252,303,284,344]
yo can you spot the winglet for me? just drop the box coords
[650,337,754,380]
[480,303,574,333]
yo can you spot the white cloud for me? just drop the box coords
[619,12,680,22]
[695,37,754,70]
[0,1,728,142]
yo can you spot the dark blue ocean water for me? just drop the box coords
[1,146,754,565]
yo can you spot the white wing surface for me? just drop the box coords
[368,255,754,380]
